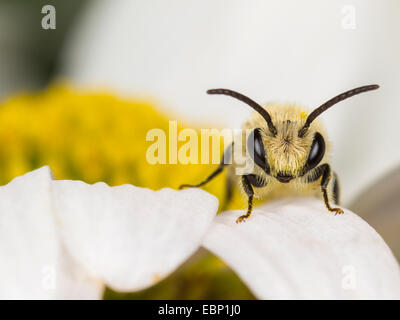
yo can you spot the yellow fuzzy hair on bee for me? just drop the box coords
[180,85,379,223]
[238,104,329,199]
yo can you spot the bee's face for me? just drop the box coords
[246,106,328,182]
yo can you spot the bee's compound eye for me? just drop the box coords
[248,129,269,172]
[306,132,325,170]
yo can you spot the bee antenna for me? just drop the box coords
[298,84,380,137]
[207,88,277,136]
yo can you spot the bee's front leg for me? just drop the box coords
[236,174,267,223]
[317,164,343,215]
[236,175,254,223]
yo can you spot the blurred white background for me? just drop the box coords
[60,0,400,205]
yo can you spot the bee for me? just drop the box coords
[180,85,379,223]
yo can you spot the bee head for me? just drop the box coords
[247,120,326,181]
[207,85,379,182]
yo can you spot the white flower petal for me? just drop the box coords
[203,197,400,299]
[51,180,218,292]
[0,167,102,299]
[0,167,218,298]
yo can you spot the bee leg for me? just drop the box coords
[236,175,254,223]
[332,171,340,205]
[179,143,233,190]
[319,164,343,215]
